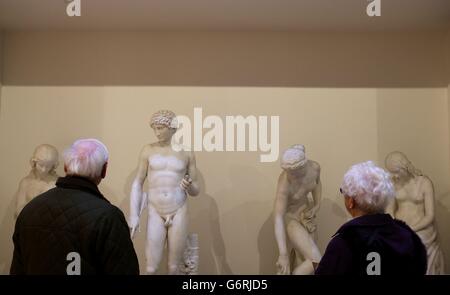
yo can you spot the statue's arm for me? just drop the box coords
[310,166,322,214]
[274,173,292,274]
[412,177,435,232]
[274,173,289,256]
[185,151,200,197]
[129,146,149,237]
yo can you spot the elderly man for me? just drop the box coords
[129,110,200,275]
[315,161,427,275]
[11,139,139,275]
[274,144,322,275]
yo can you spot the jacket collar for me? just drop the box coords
[333,213,393,237]
[56,175,109,203]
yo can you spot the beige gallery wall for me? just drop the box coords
[0,32,449,274]
[1,88,448,275]
[0,87,380,274]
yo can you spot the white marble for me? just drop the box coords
[274,145,322,275]
[129,110,200,275]
[385,151,445,275]
[15,144,59,218]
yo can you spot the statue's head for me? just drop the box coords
[385,151,421,180]
[150,110,178,143]
[281,144,307,171]
[30,144,59,176]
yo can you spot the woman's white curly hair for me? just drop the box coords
[341,161,395,213]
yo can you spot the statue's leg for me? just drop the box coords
[167,203,188,275]
[146,205,167,275]
[286,219,321,275]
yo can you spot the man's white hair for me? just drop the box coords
[341,161,395,213]
[63,139,109,179]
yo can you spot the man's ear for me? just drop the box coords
[101,162,108,179]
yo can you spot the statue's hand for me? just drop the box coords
[129,216,140,239]
[303,207,317,220]
[276,255,290,275]
[180,175,193,191]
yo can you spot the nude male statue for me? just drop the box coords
[129,110,200,275]
[274,145,322,275]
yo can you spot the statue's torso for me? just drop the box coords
[24,177,56,202]
[147,151,188,215]
[285,163,320,215]
[395,176,425,227]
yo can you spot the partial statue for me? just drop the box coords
[385,151,445,275]
[129,110,200,275]
[15,144,59,219]
[274,144,322,275]
[179,233,200,275]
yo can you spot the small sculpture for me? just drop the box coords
[15,144,59,219]
[274,145,322,275]
[385,151,445,275]
[129,110,200,275]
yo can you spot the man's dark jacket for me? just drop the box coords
[315,213,427,275]
[10,176,139,275]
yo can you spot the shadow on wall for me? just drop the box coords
[257,213,278,275]
[214,164,277,274]
[0,197,15,274]
[317,196,348,252]
[436,192,450,274]
[190,171,233,275]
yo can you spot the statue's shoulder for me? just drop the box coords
[417,175,433,189]
[20,173,35,184]
[309,160,321,173]
[277,170,288,183]
[145,143,159,151]
[139,143,157,158]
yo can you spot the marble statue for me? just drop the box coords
[129,110,200,275]
[385,151,445,275]
[15,144,59,219]
[274,144,322,275]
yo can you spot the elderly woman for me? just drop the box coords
[315,161,426,275]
